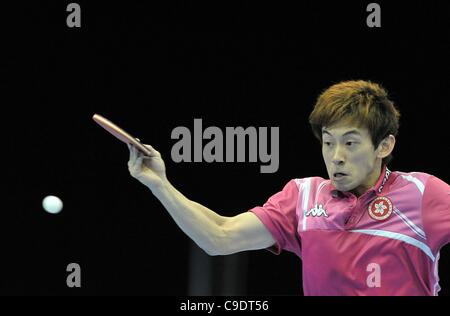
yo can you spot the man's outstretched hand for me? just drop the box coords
[127,142,167,190]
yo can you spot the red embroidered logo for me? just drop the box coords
[368,196,393,221]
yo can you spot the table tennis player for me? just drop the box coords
[126,80,450,295]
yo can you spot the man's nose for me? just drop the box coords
[332,145,345,165]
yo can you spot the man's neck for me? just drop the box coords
[351,163,383,197]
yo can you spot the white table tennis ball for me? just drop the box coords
[42,195,63,214]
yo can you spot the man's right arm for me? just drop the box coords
[152,181,276,255]
[127,143,275,256]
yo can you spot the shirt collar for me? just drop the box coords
[373,165,394,196]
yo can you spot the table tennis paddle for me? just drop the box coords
[92,114,154,156]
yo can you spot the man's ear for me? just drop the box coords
[377,135,396,159]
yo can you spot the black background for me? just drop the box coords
[2,1,449,295]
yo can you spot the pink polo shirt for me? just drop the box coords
[250,166,450,296]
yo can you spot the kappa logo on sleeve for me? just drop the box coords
[306,204,329,218]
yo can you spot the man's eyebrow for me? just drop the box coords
[322,129,362,137]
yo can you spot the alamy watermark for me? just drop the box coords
[66,3,380,29]
[366,263,381,288]
[66,263,81,288]
[170,119,279,174]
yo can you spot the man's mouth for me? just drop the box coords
[333,172,348,180]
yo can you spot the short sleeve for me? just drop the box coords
[422,176,450,253]
[249,179,301,257]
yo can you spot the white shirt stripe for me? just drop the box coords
[314,180,329,205]
[433,252,441,296]
[393,207,427,240]
[302,178,311,231]
[350,229,435,262]
[400,174,425,195]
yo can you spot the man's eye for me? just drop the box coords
[324,142,332,146]
[346,141,356,146]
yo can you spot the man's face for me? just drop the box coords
[322,122,383,196]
